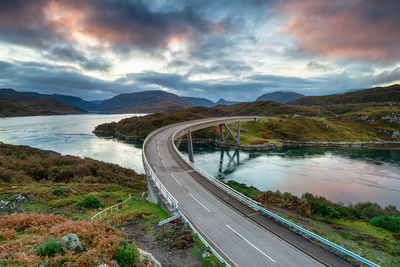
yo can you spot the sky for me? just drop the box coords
[0,0,399,102]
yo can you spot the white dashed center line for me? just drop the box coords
[171,173,182,186]
[226,224,276,263]
[189,193,211,213]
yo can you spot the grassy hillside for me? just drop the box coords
[0,94,86,117]
[236,115,400,144]
[0,142,145,189]
[93,100,330,138]
[290,84,400,106]
[94,99,399,144]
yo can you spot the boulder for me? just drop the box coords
[60,233,83,251]
[392,130,400,139]
[136,248,161,267]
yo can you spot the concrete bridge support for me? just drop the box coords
[187,130,194,163]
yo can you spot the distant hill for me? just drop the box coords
[289,84,400,106]
[1,88,221,113]
[0,89,87,117]
[181,96,215,107]
[215,98,239,105]
[257,91,305,103]
[94,90,193,113]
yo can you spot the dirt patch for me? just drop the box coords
[116,218,202,267]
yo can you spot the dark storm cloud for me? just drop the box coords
[47,46,111,71]
[0,60,121,99]
[0,0,227,51]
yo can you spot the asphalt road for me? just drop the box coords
[144,117,352,267]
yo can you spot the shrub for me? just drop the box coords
[34,237,64,256]
[113,240,139,267]
[370,216,400,232]
[117,197,124,203]
[76,195,102,209]
[354,202,386,219]
[52,187,65,195]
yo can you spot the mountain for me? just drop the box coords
[0,89,87,117]
[181,97,215,107]
[215,98,239,105]
[257,91,305,103]
[94,90,193,113]
[1,88,220,113]
[289,84,400,106]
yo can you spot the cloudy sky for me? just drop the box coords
[0,0,399,101]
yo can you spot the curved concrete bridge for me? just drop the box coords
[142,117,354,267]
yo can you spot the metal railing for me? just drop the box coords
[253,205,379,267]
[177,208,230,267]
[142,150,178,209]
[91,194,132,221]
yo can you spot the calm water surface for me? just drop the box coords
[0,114,145,173]
[181,144,400,209]
[1,114,399,208]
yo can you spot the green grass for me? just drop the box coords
[232,116,400,144]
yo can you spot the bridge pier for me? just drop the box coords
[187,130,194,163]
[147,179,158,204]
[219,121,241,144]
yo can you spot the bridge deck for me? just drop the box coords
[144,117,352,267]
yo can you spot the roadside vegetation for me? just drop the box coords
[227,180,400,266]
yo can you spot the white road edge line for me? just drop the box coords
[171,173,182,186]
[226,224,276,263]
[188,193,211,213]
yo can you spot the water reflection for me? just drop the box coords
[180,144,400,208]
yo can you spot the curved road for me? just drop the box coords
[144,117,351,267]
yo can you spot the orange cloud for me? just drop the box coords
[275,0,400,62]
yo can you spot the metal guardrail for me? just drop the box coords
[91,194,132,221]
[177,209,230,267]
[170,125,380,267]
[253,205,380,267]
[142,149,178,209]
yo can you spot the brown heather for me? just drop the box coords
[0,213,132,266]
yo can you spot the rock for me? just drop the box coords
[95,264,108,267]
[292,114,299,119]
[136,248,161,267]
[39,264,46,267]
[202,251,211,258]
[11,186,16,189]
[60,233,83,251]
[392,130,400,139]
[10,194,25,201]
